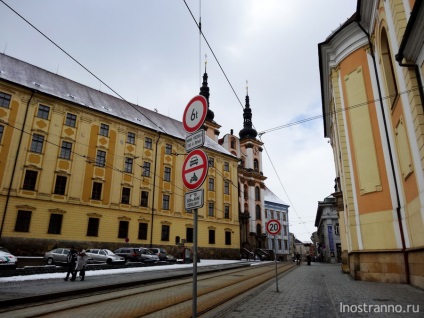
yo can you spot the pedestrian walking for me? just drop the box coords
[64,246,78,281]
[74,249,89,281]
[306,253,311,265]
[295,252,301,265]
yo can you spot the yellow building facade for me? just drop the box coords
[319,0,424,288]
[0,54,240,258]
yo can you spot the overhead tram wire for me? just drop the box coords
[2,1,262,209]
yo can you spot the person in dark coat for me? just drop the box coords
[295,252,301,265]
[306,253,311,265]
[64,246,78,281]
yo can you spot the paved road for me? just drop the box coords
[209,262,424,317]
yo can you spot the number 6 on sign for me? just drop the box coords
[266,219,281,235]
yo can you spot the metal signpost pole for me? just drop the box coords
[193,208,198,317]
[274,235,279,292]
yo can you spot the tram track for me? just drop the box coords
[1,262,296,318]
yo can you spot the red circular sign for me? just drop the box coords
[182,149,208,190]
[266,219,281,235]
[182,95,208,133]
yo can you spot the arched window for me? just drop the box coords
[380,28,398,109]
[244,185,248,201]
[244,203,249,213]
[256,224,262,235]
[255,186,260,201]
[230,138,236,149]
[255,205,261,220]
[253,159,259,171]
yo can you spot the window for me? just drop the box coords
[186,227,193,243]
[208,178,214,191]
[244,185,248,201]
[59,141,72,160]
[142,161,151,177]
[283,225,287,236]
[164,167,171,182]
[127,132,135,144]
[48,213,63,234]
[284,240,288,250]
[224,162,229,171]
[224,181,230,194]
[208,157,214,167]
[225,231,231,245]
[54,175,67,195]
[230,138,235,149]
[0,92,11,108]
[209,229,215,244]
[118,221,129,239]
[124,157,133,173]
[144,137,152,149]
[278,240,282,250]
[30,134,44,153]
[224,205,230,219]
[65,113,77,127]
[165,143,172,155]
[254,159,259,171]
[23,170,38,190]
[96,150,106,167]
[256,224,262,235]
[0,125,4,142]
[37,105,50,119]
[335,223,340,235]
[99,123,109,137]
[208,202,214,216]
[140,191,149,207]
[14,210,32,232]
[256,205,261,220]
[162,194,170,210]
[255,186,260,201]
[91,182,102,200]
[161,225,170,241]
[282,213,286,221]
[121,187,131,204]
[276,212,280,220]
[265,209,268,219]
[138,223,148,240]
[86,218,99,236]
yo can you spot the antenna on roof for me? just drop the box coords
[56,64,59,75]
[3,42,7,54]
[99,81,102,92]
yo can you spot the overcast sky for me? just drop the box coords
[0,1,357,242]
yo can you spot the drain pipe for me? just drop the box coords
[0,90,35,239]
[149,132,161,248]
[356,22,410,284]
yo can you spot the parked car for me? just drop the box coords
[149,247,175,262]
[139,247,160,263]
[0,246,17,270]
[114,247,143,262]
[43,248,94,266]
[85,249,125,265]
[43,248,70,266]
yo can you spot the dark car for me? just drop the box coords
[114,247,142,262]
[139,247,160,263]
[149,247,175,262]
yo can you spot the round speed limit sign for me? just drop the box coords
[266,219,281,235]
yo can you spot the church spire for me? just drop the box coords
[199,55,215,122]
[239,81,258,140]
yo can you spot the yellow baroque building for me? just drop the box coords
[0,54,240,259]
[319,0,424,288]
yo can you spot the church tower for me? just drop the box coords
[199,63,221,142]
[238,88,266,251]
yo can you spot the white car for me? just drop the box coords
[0,246,17,270]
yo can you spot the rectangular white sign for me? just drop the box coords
[185,130,205,152]
[185,189,204,211]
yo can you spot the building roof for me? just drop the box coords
[264,187,289,206]
[0,53,235,158]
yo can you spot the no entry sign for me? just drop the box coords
[182,149,208,190]
[182,95,208,133]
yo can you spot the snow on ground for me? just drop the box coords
[0,259,264,283]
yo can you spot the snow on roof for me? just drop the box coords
[264,187,289,206]
[0,54,235,158]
